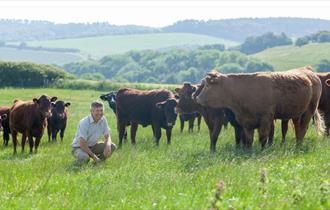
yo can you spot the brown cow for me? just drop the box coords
[175,83,245,152]
[115,88,177,146]
[316,72,330,136]
[0,106,10,146]
[179,112,202,133]
[47,100,71,142]
[10,95,57,154]
[195,67,323,149]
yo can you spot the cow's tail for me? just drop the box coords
[314,110,325,136]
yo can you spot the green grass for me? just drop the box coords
[21,33,238,58]
[0,47,84,65]
[252,43,330,71]
[0,88,329,209]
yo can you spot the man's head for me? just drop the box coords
[90,101,104,122]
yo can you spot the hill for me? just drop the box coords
[22,33,238,58]
[0,47,84,65]
[252,42,330,71]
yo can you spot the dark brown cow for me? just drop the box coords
[179,112,202,133]
[175,83,244,152]
[195,67,323,149]
[0,106,10,146]
[116,88,178,146]
[10,95,57,154]
[47,100,70,142]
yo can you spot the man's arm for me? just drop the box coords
[79,137,100,162]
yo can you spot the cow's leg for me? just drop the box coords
[210,119,222,153]
[12,130,18,154]
[3,130,10,146]
[234,125,243,147]
[268,120,275,146]
[27,133,33,153]
[296,111,313,145]
[52,129,57,141]
[292,117,301,145]
[117,120,127,147]
[153,123,161,146]
[281,120,289,144]
[60,128,65,142]
[35,136,41,153]
[166,127,172,144]
[197,115,201,132]
[21,132,27,153]
[47,125,51,142]
[179,116,184,133]
[130,122,138,145]
[258,120,272,150]
[243,127,254,149]
[188,117,194,133]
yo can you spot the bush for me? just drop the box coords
[316,59,330,72]
[0,61,74,87]
[295,37,309,47]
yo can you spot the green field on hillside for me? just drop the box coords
[0,88,329,209]
[252,43,330,71]
[22,33,238,58]
[0,47,84,65]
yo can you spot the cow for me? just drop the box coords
[47,100,70,142]
[10,95,57,154]
[115,88,178,146]
[100,91,129,140]
[179,112,202,133]
[195,67,323,149]
[316,72,330,136]
[0,106,10,146]
[175,83,244,152]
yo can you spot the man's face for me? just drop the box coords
[91,106,104,122]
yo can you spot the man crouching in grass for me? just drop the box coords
[72,101,116,165]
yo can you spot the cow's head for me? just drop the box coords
[195,71,226,107]
[33,95,57,118]
[156,98,178,127]
[52,101,71,119]
[100,92,117,114]
[0,114,7,131]
[175,82,198,113]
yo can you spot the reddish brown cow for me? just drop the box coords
[195,67,323,149]
[0,106,10,146]
[10,95,57,154]
[115,88,177,146]
[47,100,71,142]
[175,83,244,152]
[179,112,202,133]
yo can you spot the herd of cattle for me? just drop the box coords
[0,66,329,154]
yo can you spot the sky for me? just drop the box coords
[0,1,330,27]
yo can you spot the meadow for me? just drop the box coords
[252,42,330,71]
[0,88,329,209]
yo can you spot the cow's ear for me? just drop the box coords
[65,102,71,107]
[50,97,58,102]
[1,114,7,120]
[175,88,181,93]
[33,98,38,103]
[156,101,165,109]
[326,79,330,87]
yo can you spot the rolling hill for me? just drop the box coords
[21,33,238,58]
[252,43,330,71]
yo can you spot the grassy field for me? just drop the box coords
[21,33,238,58]
[252,43,330,71]
[0,47,84,65]
[0,88,329,209]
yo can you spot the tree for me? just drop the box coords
[316,59,330,72]
[217,63,244,74]
[295,37,309,47]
